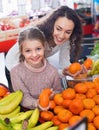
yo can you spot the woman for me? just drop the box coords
[6,6,83,77]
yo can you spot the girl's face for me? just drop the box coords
[53,17,74,45]
[22,39,45,68]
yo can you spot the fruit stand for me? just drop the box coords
[0,12,99,130]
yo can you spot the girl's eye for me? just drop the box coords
[36,48,41,51]
[25,49,31,52]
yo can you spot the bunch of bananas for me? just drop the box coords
[88,59,99,76]
[0,90,59,130]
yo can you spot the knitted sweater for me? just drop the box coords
[10,59,63,109]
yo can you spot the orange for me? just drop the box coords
[86,88,97,98]
[68,62,81,74]
[83,58,93,69]
[93,115,99,129]
[92,105,99,115]
[83,98,95,109]
[51,115,61,126]
[94,86,99,94]
[75,93,86,100]
[74,82,88,94]
[84,81,95,89]
[62,99,72,109]
[87,123,96,130]
[49,100,56,110]
[62,88,76,100]
[39,88,52,108]
[54,93,64,106]
[59,123,69,130]
[69,99,84,114]
[40,110,54,121]
[54,106,65,115]
[93,95,99,105]
[58,109,72,123]
[80,109,95,123]
[0,85,9,97]
[69,115,81,126]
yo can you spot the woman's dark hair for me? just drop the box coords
[37,6,83,61]
[18,27,46,62]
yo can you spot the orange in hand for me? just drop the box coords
[68,62,81,74]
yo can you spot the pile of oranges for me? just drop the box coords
[39,77,99,130]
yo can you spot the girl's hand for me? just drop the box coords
[37,99,50,111]
[49,88,55,99]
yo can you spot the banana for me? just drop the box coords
[28,108,39,128]
[12,123,22,130]
[0,90,21,106]
[0,119,8,130]
[0,90,23,114]
[88,59,99,76]
[10,110,33,123]
[28,121,53,130]
[0,106,20,119]
[0,122,8,130]
[46,126,59,130]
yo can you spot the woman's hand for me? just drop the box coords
[62,64,88,78]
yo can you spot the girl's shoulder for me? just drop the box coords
[10,62,25,73]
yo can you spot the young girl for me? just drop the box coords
[10,27,63,110]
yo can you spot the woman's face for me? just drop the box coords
[53,17,74,45]
[22,39,45,68]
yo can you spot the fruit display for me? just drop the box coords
[38,78,99,130]
[0,90,58,130]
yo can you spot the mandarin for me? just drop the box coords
[83,98,95,109]
[54,93,64,106]
[58,109,72,123]
[83,58,93,69]
[59,123,69,130]
[87,123,96,130]
[62,88,76,100]
[92,105,99,116]
[86,88,97,98]
[69,99,84,114]
[74,82,88,94]
[40,111,54,121]
[80,109,95,123]
[69,115,81,126]
[93,115,99,129]
[51,115,61,126]
[68,62,81,74]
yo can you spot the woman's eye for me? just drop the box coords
[56,27,61,31]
